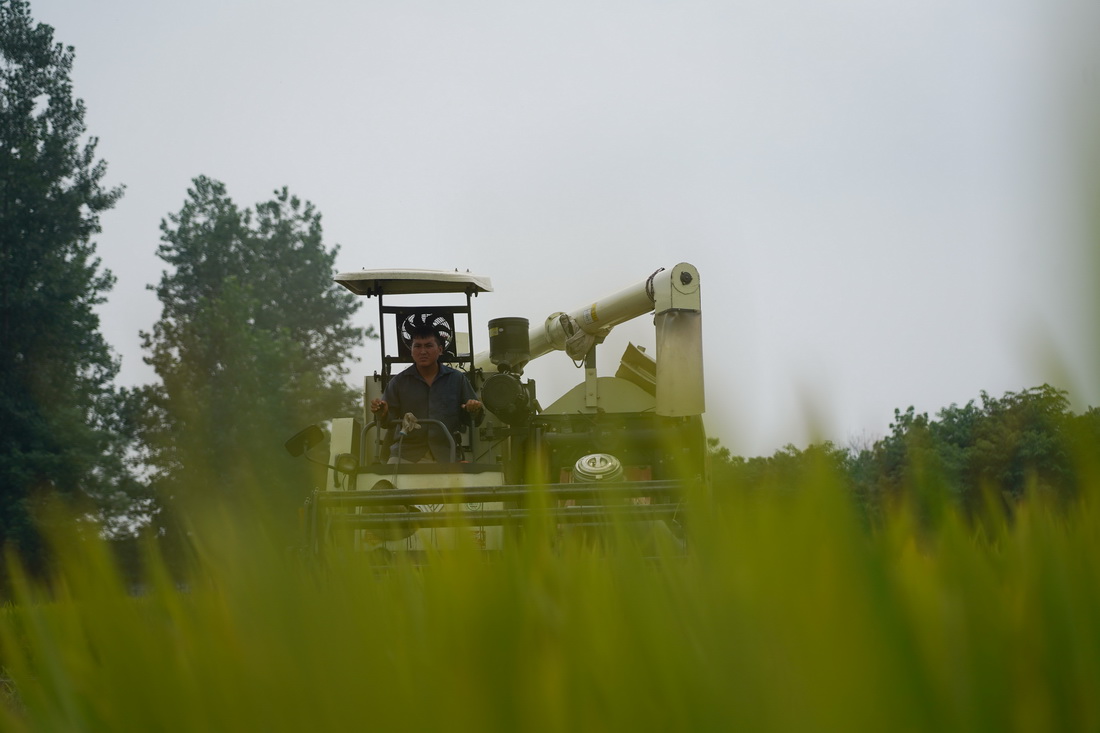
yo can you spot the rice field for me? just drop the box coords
[1,470,1098,732]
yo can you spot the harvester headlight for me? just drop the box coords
[334,453,359,475]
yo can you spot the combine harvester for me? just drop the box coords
[285,263,706,558]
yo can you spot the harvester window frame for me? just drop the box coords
[376,291,479,390]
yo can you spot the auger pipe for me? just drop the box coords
[471,262,700,373]
[471,262,704,416]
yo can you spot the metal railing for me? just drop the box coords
[305,479,694,551]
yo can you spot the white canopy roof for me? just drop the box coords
[334,269,493,296]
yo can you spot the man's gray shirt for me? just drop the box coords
[381,363,481,462]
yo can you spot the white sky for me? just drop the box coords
[31,0,1100,455]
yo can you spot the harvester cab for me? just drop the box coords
[288,263,707,558]
[339,268,493,465]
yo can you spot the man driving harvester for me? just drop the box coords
[369,317,484,463]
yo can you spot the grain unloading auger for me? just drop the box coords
[285,263,706,558]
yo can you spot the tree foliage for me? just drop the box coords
[708,439,850,495]
[141,176,367,520]
[856,385,1089,514]
[0,0,131,566]
[709,384,1099,524]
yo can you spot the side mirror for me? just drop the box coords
[284,424,326,457]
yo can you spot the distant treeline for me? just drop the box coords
[708,384,1100,523]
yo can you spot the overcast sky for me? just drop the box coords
[31,0,1100,455]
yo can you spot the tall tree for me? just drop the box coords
[142,176,366,521]
[0,0,127,567]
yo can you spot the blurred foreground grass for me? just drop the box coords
[1,470,1098,732]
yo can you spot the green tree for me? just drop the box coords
[141,177,367,523]
[855,384,1083,521]
[963,385,1075,502]
[0,0,129,568]
[707,437,852,506]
